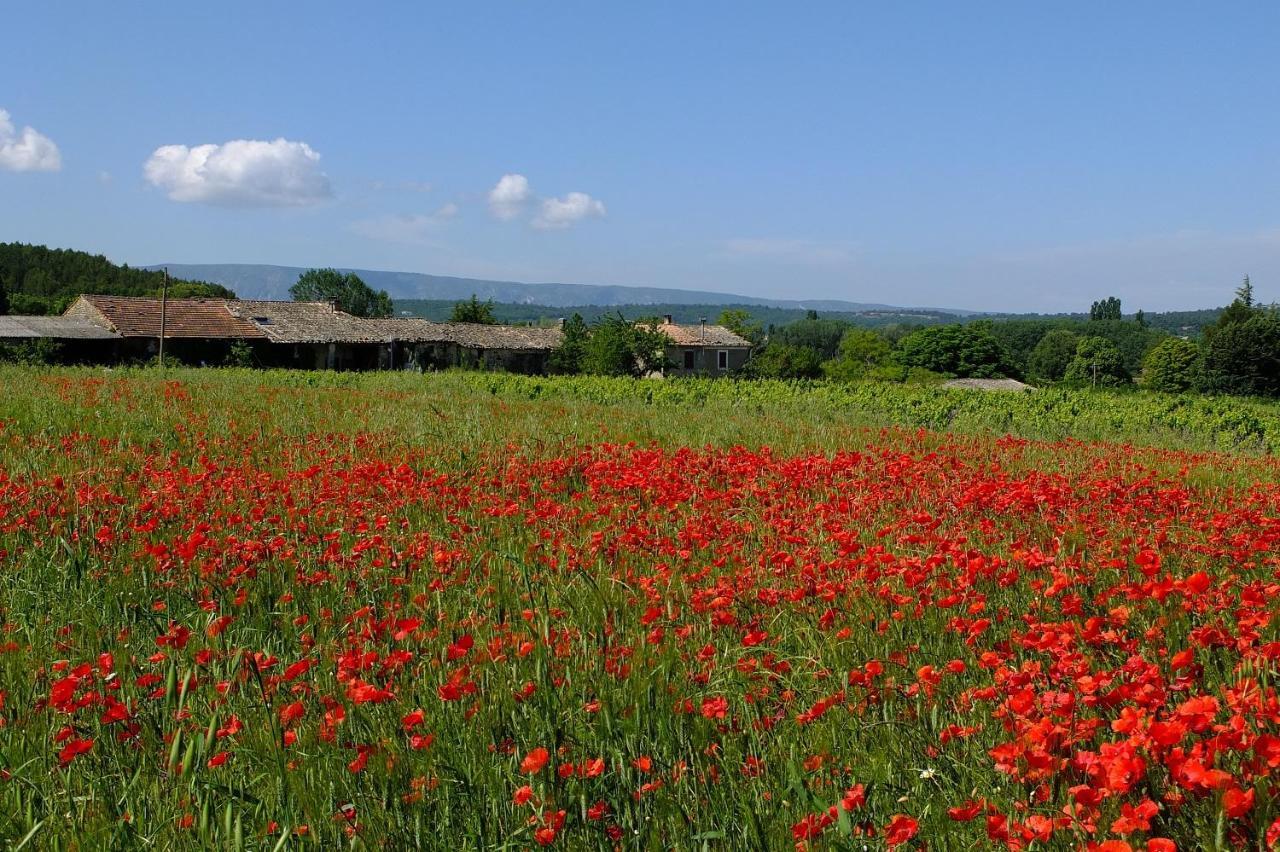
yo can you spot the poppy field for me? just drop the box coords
[2,368,1280,850]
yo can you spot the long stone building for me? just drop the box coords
[3,295,753,376]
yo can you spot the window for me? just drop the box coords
[717,350,728,370]
[683,350,695,370]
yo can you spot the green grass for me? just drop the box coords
[0,367,1277,849]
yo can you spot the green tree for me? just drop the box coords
[1200,309,1280,396]
[741,343,823,379]
[548,313,589,374]
[987,320,1061,375]
[450,294,497,324]
[1089,296,1122,321]
[1063,336,1129,387]
[1237,275,1254,308]
[896,324,1015,378]
[0,242,233,315]
[1209,280,1260,337]
[773,318,854,360]
[290,268,393,318]
[717,309,763,345]
[1077,319,1167,374]
[1026,329,1079,383]
[0,280,8,315]
[822,329,892,382]
[581,315,668,377]
[1142,338,1201,393]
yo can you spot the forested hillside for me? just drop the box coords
[0,243,234,315]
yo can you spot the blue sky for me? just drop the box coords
[2,2,1278,311]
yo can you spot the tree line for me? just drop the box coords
[715,279,1280,397]
[0,243,233,315]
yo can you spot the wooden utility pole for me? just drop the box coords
[158,268,168,367]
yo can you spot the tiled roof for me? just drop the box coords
[657,322,752,347]
[65,296,563,350]
[418,321,564,351]
[228,301,392,344]
[0,315,120,340]
[229,302,564,349]
[69,295,265,340]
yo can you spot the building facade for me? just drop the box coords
[656,317,753,377]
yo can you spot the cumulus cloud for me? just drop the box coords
[0,109,61,172]
[532,191,606,230]
[487,173,532,220]
[350,203,459,244]
[143,138,332,207]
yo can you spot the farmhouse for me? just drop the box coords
[656,315,753,376]
[64,295,268,364]
[4,298,756,376]
[51,295,563,372]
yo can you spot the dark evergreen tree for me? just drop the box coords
[449,294,497,324]
[1089,296,1122,321]
[0,242,233,315]
[1237,275,1254,308]
[1200,310,1280,396]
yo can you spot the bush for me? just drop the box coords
[224,340,257,368]
[0,338,61,365]
[741,344,823,379]
[822,329,892,382]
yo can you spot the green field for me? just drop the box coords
[1,368,1278,849]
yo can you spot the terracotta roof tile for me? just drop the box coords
[72,296,265,339]
[657,322,752,347]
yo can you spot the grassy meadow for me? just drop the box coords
[0,367,1278,849]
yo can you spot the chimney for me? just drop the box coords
[327,298,338,313]
[663,314,673,325]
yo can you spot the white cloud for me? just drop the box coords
[720,237,854,265]
[0,109,61,172]
[350,203,459,244]
[487,173,532,220]
[142,138,332,207]
[532,191,606,230]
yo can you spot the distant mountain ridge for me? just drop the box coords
[146,263,976,315]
